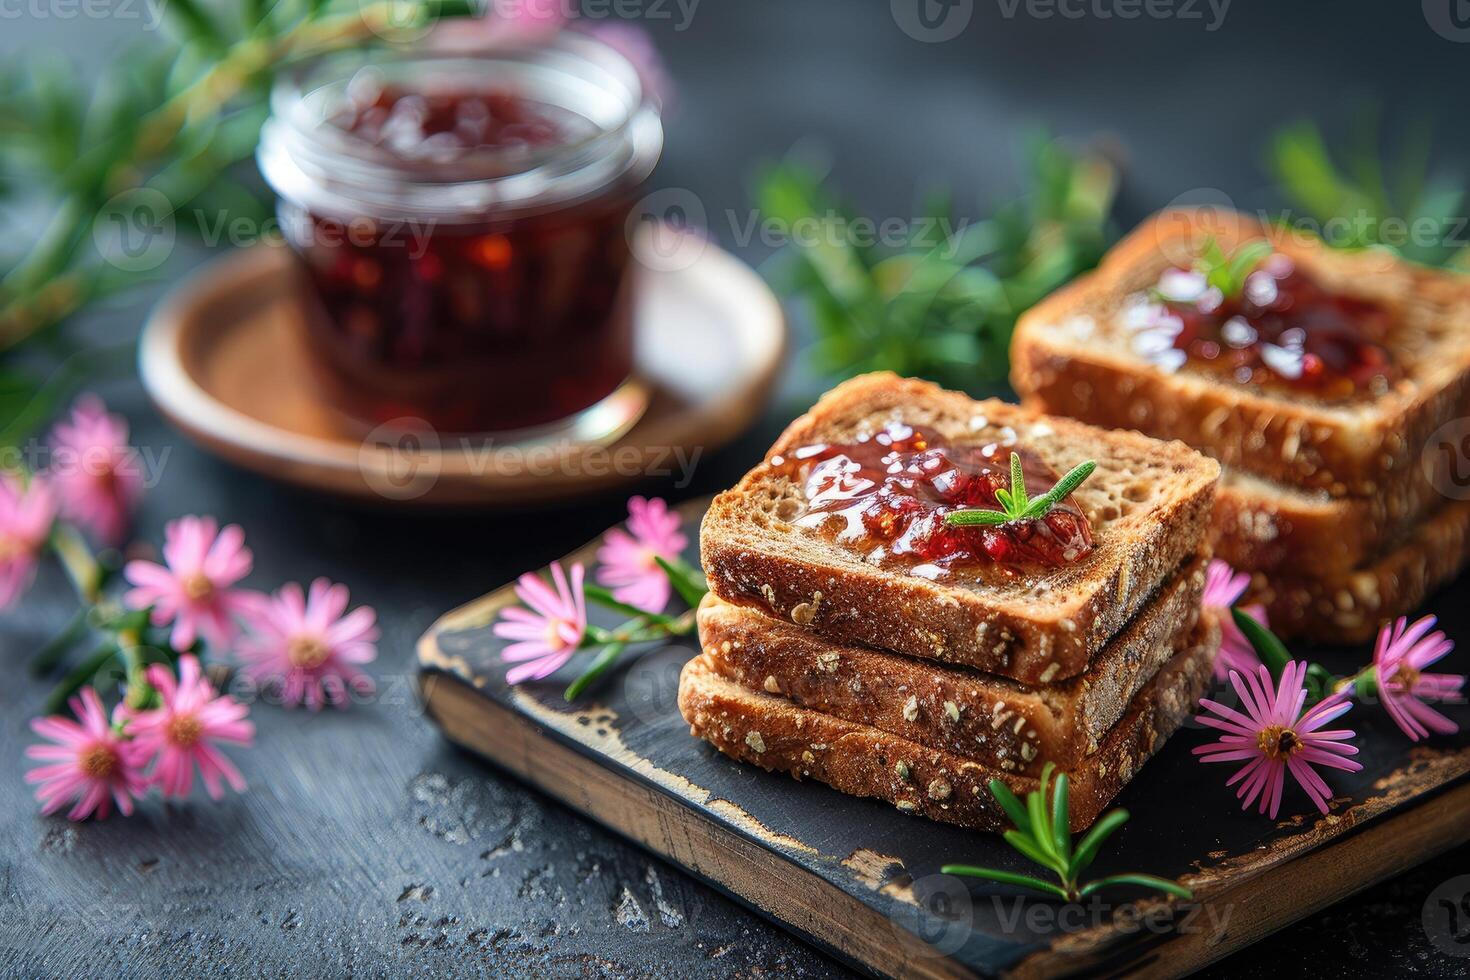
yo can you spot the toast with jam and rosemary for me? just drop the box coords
[1010,208,1470,499]
[677,614,1219,834]
[699,373,1219,684]
[694,553,1205,778]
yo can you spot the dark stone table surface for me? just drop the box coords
[4,2,1470,976]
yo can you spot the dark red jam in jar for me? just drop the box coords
[773,423,1094,579]
[258,37,662,435]
[1128,252,1397,399]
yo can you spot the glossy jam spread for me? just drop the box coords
[286,82,635,434]
[332,85,588,160]
[775,423,1094,578]
[1134,254,1396,399]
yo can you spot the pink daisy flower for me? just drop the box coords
[494,561,587,685]
[25,687,148,821]
[124,515,257,651]
[0,471,56,609]
[1201,559,1268,679]
[596,496,687,613]
[237,578,379,710]
[128,655,254,800]
[1194,661,1362,818]
[1371,615,1465,741]
[48,395,144,546]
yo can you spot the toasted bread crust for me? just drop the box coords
[695,556,1205,776]
[1209,466,1442,577]
[1247,498,1470,643]
[1011,209,1470,498]
[677,615,1219,833]
[701,373,1219,683]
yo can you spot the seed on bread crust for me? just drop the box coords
[895,760,910,781]
[763,675,781,694]
[902,696,920,722]
[943,701,961,723]
[928,778,953,801]
[791,592,823,625]
[745,731,766,753]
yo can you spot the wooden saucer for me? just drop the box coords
[140,236,785,507]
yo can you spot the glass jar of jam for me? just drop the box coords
[257,35,663,436]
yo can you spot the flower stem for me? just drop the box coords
[29,606,89,676]
[50,523,103,604]
[42,642,119,715]
[564,642,629,702]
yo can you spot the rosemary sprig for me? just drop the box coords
[945,455,1096,527]
[1194,237,1273,300]
[943,763,1192,903]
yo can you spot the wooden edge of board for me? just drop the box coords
[417,667,985,980]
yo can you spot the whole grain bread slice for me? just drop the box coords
[1011,208,1470,498]
[1210,466,1443,578]
[695,554,1206,777]
[1247,497,1470,643]
[678,613,1219,833]
[701,373,1219,683]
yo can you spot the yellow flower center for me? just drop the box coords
[80,744,119,779]
[0,534,19,562]
[167,714,204,748]
[545,618,573,652]
[183,572,214,602]
[1257,725,1302,760]
[287,635,330,669]
[1390,664,1420,690]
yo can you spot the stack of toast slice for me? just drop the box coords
[1012,209,1470,641]
[679,374,1222,832]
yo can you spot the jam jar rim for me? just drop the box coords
[256,34,662,224]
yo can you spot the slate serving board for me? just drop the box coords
[416,499,1470,979]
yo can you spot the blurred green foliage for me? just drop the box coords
[754,134,1117,391]
[1268,118,1469,270]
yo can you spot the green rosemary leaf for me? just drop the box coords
[654,555,709,609]
[1009,451,1027,510]
[1224,240,1273,294]
[564,641,628,702]
[1068,808,1129,878]
[994,487,1014,512]
[1078,873,1192,900]
[582,584,679,626]
[987,778,1031,830]
[1002,830,1057,872]
[944,509,1012,527]
[1232,608,1292,678]
[1040,460,1096,509]
[1050,774,1071,862]
[941,865,1069,899]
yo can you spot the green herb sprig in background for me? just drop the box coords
[755,133,1117,391]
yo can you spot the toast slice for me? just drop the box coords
[1247,497,1470,643]
[1011,208,1470,498]
[701,373,1219,684]
[1210,466,1441,577]
[678,614,1219,833]
[695,554,1206,777]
